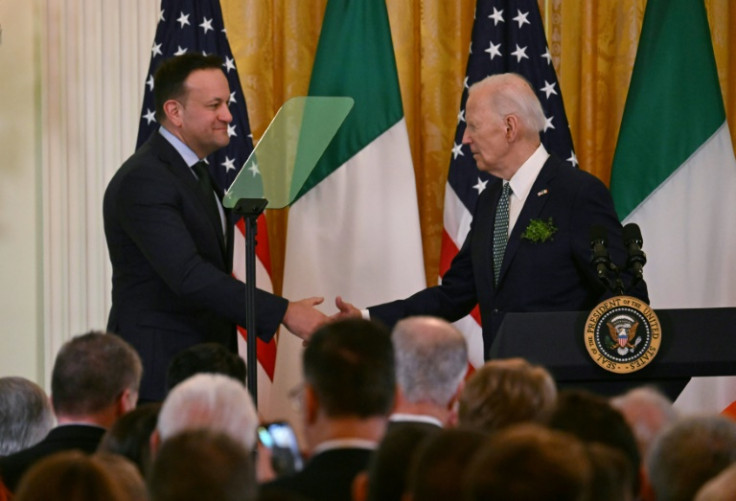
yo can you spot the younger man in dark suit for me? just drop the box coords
[260,318,396,501]
[103,54,327,401]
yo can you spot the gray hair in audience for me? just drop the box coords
[0,376,55,456]
[157,373,258,451]
[611,385,678,457]
[647,415,736,501]
[392,316,468,406]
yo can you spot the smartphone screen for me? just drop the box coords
[258,421,304,476]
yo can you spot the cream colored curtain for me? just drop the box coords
[221,0,736,291]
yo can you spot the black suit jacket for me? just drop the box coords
[0,424,105,492]
[103,132,288,401]
[261,448,373,501]
[370,155,648,357]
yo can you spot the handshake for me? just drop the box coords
[281,296,362,343]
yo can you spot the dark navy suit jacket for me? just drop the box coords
[370,155,648,357]
[103,133,287,401]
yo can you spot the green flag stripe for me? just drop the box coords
[610,0,725,219]
[296,0,404,200]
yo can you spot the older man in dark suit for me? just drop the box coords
[337,73,648,358]
[104,54,326,402]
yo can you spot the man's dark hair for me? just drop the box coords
[303,318,395,418]
[547,389,641,496]
[51,331,142,416]
[148,429,256,501]
[153,53,224,121]
[97,402,161,475]
[165,343,246,393]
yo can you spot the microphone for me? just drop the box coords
[623,223,647,282]
[590,225,613,284]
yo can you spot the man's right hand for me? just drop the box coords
[332,296,362,321]
[282,297,327,342]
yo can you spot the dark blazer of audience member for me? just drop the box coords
[389,316,468,430]
[464,424,592,501]
[165,342,246,393]
[547,389,641,498]
[261,319,396,501]
[458,357,556,433]
[646,415,736,501]
[149,430,256,501]
[0,332,141,492]
[0,377,54,457]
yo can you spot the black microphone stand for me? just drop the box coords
[232,198,268,405]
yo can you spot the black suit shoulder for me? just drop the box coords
[0,425,105,492]
[261,448,373,501]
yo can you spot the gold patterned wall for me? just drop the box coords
[221,0,736,293]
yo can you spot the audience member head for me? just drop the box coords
[391,316,467,424]
[360,422,440,501]
[97,402,161,475]
[91,453,148,501]
[610,385,678,458]
[303,318,395,419]
[646,415,736,501]
[547,389,640,496]
[695,462,736,501]
[156,373,258,452]
[148,429,255,501]
[587,442,635,501]
[463,424,592,501]
[458,357,556,433]
[0,376,54,456]
[13,450,128,501]
[166,342,246,392]
[406,428,487,501]
[51,331,142,426]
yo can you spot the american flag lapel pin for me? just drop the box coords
[537,188,549,197]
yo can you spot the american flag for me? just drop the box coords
[441,0,576,368]
[137,0,278,394]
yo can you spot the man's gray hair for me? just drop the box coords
[157,373,258,451]
[0,377,55,455]
[647,415,736,501]
[469,73,547,135]
[392,316,468,407]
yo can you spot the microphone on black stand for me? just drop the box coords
[590,225,623,295]
[623,223,647,287]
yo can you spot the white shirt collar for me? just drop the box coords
[508,143,549,205]
[311,438,378,456]
[159,126,201,167]
[389,413,443,428]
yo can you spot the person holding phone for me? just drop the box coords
[259,319,396,501]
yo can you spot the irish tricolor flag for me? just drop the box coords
[268,0,426,422]
[610,0,736,414]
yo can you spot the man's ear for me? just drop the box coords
[304,384,319,424]
[162,99,183,127]
[504,114,520,141]
[149,428,161,459]
[116,388,137,417]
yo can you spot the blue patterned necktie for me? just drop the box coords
[493,182,511,285]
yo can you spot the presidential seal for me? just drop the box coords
[584,296,661,374]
